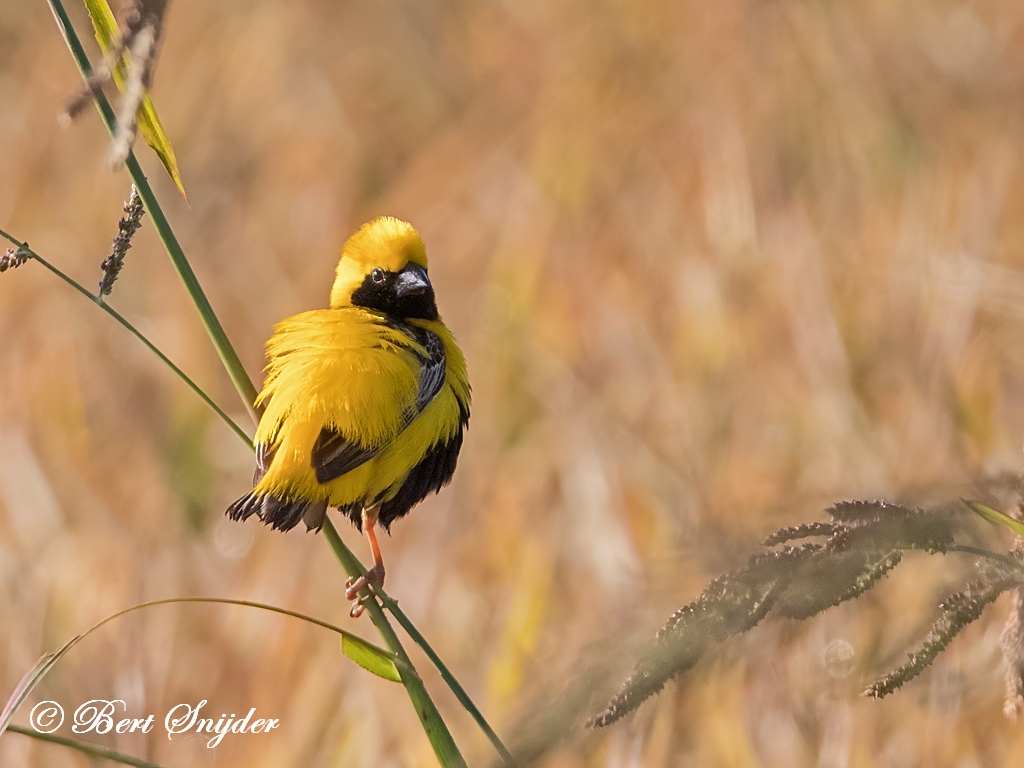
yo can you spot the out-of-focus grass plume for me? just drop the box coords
[4,0,1024,765]
[75,0,185,195]
[590,501,1022,729]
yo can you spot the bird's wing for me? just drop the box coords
[413,327,447,410]
[311,323,447,485]
[253,441,275,485]
[310,429,381,482]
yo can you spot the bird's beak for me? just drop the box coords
[395,263,430,298]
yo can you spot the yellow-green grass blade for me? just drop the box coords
[82,0,186,199]
[964,499,1024,537]
[343,634,405,683]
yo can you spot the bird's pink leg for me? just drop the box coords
[346,504,385,618]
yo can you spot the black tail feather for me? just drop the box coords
[226,492,328,533]
[301,499,328,532]
[378,425,465,531]
[226,492,263,522]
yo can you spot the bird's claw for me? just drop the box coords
[345,564,385,618]
[345,564,385,600]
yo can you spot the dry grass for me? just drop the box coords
[3,0,1024,765]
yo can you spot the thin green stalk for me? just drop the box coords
[322,521,467,767]
[7,724,166,768]
[2,247,463,765]
[948,544,1024,572]
[43,3,513,766]
[6,225,516,766]
[377,589,517,767]
[43,4,467,752]
[48,0,259,425]
[0,229,251,447]
[75,596,399,656]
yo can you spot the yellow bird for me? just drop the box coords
[226,217,470,616]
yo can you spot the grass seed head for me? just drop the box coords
[0,246,28,273]
[99,186,145,296]
[867,568,1023,699]
[590,502,980,727]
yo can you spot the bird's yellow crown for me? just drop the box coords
[330,217,428,308]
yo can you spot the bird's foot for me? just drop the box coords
[345,564,385,618]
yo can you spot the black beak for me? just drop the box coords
[395,263,430,298]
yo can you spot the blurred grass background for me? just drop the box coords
[2,0,1024,765]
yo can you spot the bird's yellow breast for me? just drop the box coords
[251,307,468,508]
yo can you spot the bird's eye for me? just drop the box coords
[371,268,385,284]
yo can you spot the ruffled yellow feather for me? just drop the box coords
[252,310,469,508]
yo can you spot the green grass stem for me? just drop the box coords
[322,521,468,767]
[0,229,251,446]
[377,590,517,767]
[47,0,260,425]
[39,3,514,764]
[7,725,167,768]
[42,4,465,756]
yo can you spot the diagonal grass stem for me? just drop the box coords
[0,228,251,447]
[41,2,514,765]
[3,217,480,764]
[6,725,167,768]
[48,0,260,425]
[373,588,517,766]
[321,521,468,767]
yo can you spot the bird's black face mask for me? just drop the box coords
[351,262,439,321]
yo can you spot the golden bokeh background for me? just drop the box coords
[3,0,1024,765]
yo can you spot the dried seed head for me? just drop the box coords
[827,499,909,522]
[588,546,817,728]
[824,501,956,555]
[588,576,787,728]
[61,69,113,127]
[109,2,167,166]
[1002,532,1024,719]
[0,246,29,273]
[121,0,170,38]
[762,520,835,546]
[59,0,168,163]
[1001,586,1024,719]
[109,24,156,167]
[867,569,1022,699]
[591,501,977,728]
[99,186,145,296]
[769,549,902,622]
